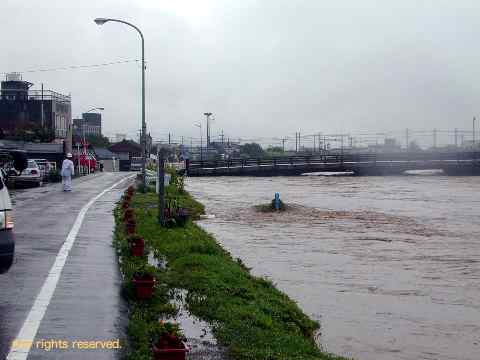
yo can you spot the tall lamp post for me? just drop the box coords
[203,112,212,150]
[474,117,476,148]
[195,123,203,161]
[94,17,146,189]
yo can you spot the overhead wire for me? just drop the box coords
[0,59,141,75]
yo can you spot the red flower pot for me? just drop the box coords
[130,238,145,257]
[126,222,136,235]
[123,209,135,222]
[152,341,189,360]
[133,274,155,300]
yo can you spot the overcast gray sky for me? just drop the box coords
[1,0,479,147]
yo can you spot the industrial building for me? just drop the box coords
[73,112,102,138]
[0,73,72,152]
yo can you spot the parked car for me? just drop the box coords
[29,158,50,180]
[9,160,43,187]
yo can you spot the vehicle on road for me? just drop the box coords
[0,149,24,274]
[8,159,43,187]
[29,158,51,180]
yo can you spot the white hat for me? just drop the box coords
[66,153,72,158]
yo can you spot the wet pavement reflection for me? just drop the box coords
[187,175,480,360]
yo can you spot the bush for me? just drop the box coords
[47,169,62,182]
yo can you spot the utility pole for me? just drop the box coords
[281,137,287,152]
[298,131,301,152]
[405,128,409,150]
[181,136,184,146]
[454,128,458,148]
[157,147,165,226]
[295,132,298,152]
[474,117,476,147]
[220,129,225,144]
[204,112,212,149]
[313,135,316,153]
[41,83,44,128]
[168,132,171,145]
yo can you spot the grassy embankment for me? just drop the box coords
[114,177,348,360]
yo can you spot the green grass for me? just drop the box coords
[114,182,349,360]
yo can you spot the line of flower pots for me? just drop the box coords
[121,185,189,358]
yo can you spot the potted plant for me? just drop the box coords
[127,235,144,257]
[151,321,189,360]
[173,208,190,227]
[123,208,135,222]
[132,263,156,300]
[125,218,136,235]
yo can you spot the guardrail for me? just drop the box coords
[187,151,480,170]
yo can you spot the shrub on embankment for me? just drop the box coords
[114,177,348,360]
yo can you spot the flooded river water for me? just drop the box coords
[186,175,480,360]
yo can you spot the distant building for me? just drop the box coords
[109,139,142,171]
[73,112,102,138]
[115,133,126,143]
[0,73,72,152]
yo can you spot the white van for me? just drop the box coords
[0,149,26,273]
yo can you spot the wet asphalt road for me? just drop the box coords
[0,173,134,360]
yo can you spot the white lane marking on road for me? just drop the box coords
[6,174,136,360]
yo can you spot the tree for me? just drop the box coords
[239,143,265,158]
[265,146,284,157]
[85,134,110,147]
[408,140,422,151]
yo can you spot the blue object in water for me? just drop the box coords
[274,192,280,210]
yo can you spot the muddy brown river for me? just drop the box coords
[186,175,479,360]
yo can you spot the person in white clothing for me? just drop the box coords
[61,153,75,191]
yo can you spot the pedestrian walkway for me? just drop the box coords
[0,173,134,360]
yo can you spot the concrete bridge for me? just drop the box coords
[185,151,480,176]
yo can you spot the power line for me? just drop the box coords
[1,59,141,75]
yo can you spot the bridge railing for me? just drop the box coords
[186,151,480,171]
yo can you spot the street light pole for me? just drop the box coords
[195,123,203,161]
[203,112,212,151]
[474,117,476,148]
[94,18,146,189]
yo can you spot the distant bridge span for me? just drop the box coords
[184,152,480,176]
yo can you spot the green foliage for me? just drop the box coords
[239,142,265,158]
[47,169,62,182]
[85,134,111,147]
[4,123,55,142]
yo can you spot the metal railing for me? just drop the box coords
[187,151,480,170]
